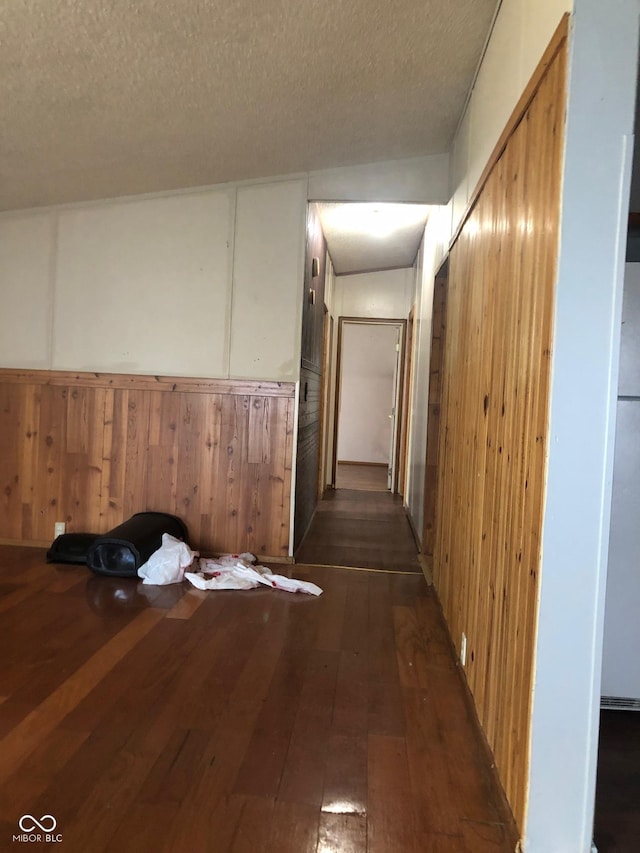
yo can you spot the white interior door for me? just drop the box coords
[336,320,403,490]
[387,325,403,490]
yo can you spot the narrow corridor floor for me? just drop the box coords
[296,489,422,573]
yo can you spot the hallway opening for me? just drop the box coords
[295,488,421,573]
[335,462,387,491]
[332,318,406,494]
[293,201,428,570]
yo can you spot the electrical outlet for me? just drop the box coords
[54,522,66,538]
[460,632,467,666]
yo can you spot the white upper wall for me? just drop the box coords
[333,268,414,320]
[309,155,450,204]
[54,190,234,376]
[0,212,53,369]
[450,0,573,234]
[0,178,307,382]
[0,156,450,382]
[230,181,307,380]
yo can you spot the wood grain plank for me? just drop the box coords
[431,34,567,833]
[318,813,367,853]
[0,549,518,852]
[0,607,163,786]
[0,371,294,557]
[277,649,338,807]
[265,801,319,853]
[0,368,295,398]
[367,733,416,853]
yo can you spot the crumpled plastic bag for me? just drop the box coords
[137,533,198,585]
[185,553,322,596]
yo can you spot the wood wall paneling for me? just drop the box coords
[432,32,567,832]
[300,206,327,372]
[422,264,447,556]
[294,205,328,548]
[0,370,295,559]
[397,306,414,497]
[294,367,322,547]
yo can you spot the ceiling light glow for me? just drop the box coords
[321,203,429,240]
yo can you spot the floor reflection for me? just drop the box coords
[85,574,186,614]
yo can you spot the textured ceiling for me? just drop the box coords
[318,203,429,275]
[0,0,497,212]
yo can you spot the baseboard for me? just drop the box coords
[293,504,318,559]
[254,553,294,565]
[337,460,387,467]
[404,505,421,550]
[418,553,433,586]
[0,537,51,548]
[0,538,294,565]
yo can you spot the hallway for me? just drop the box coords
[295,489,422,573]
[0,545,518,852]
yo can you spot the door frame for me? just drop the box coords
[331,316,407,492]
[422,257,449,555]
[316,306,332,500]
[398,305,415,496]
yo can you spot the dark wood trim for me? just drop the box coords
[300,358,322,374]
[449,13,570,251]
[0,368,296,398]
[435,253,450,280]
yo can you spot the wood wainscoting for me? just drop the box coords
[0,369,295,559]
[433,22,567,830]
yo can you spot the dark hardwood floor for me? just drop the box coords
[296,489,422,573]
[335,463,389,492]
[594,710,640,852]
[0,545,518,852]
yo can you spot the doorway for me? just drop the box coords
[332,317,406,493]
[293,201,428,568]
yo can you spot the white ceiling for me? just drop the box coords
[318,202,429,275]
[0,0,498,212]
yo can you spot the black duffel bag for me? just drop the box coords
[86,512,189,577]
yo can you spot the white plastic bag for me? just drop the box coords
[185,554,322,596]
[137,533,198,585]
